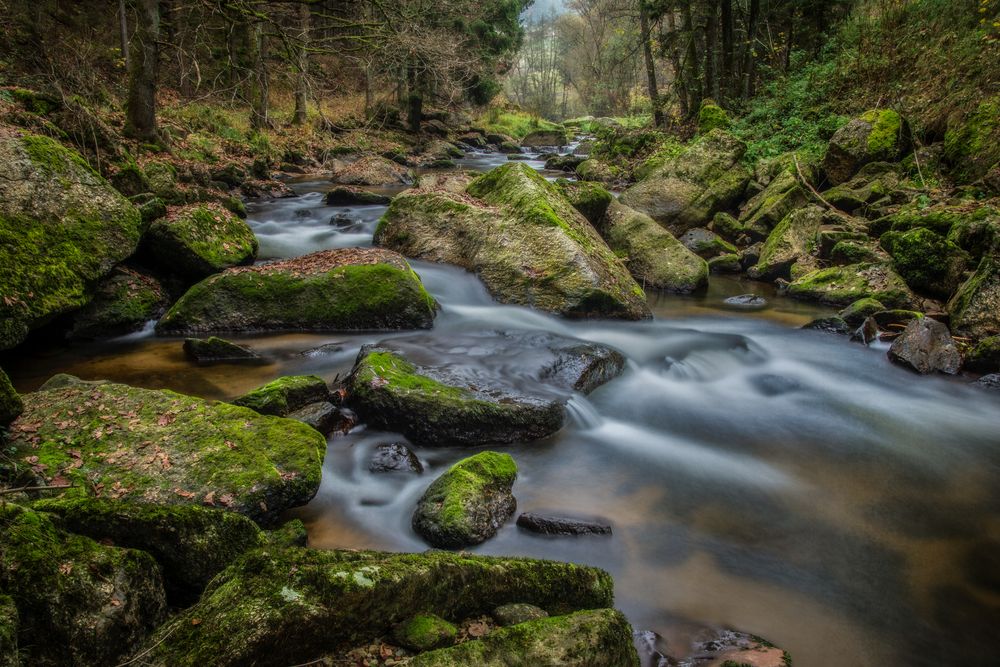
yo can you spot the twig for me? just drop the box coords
[285,660,324,667]
[0,484,73,496]
[912,139,926,189]
[115,622,180,667]
[792,154,851,219]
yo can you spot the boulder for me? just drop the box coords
[948,257,1000,338]
[140,547,614,667]
[331,156,413,186]
[945,205,1000,262]
[3,379,324,524]
[520,129,570,148]
[788,262,917,308]
[393,613,457,652]
[620,130,749,233]
[599,201,708,293]
[325,186,391,206]
[156,248,437,334]
[738,154,812,240]
[880,226,969,298]
[554,179,613,225]
[493,603,548,626]
[144,203,258,282]
[888,318,962,375]
[697,100,731,135]
[31,498,264,604]
[749,205,825,280]
[723,294,767,309]
[287,401,341,436]
[376,163,649,320]
[678,227,737,259]
[830,239,884,266]
[544,155,585,172]
[0,133,145,350]
[839,298,886,326]
[974,374,1000,390]
[708,254,741,273]
[823,110,911,185]
[370,443,423,473]
[802,316,852,335]
[183,336,261,364]
[575,158,619,183]
[0,503,166,666]
[516,512,612,536]
[233,375,330,416]
[823,162,901,213]
[0,367,23,427]
[408,609,638,666]
[68,267,168,339]
[412,451,517,548]
[965,336,1000,373]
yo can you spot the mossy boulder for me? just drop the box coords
[545,154,586,172]
[839,298,886,326]
[520,129,570,148]
[412,452,517,548]
[0,503,166,666]
[575,159,619,183]
[880,227,970,298]
[678,227,737,259]
[823,162,901,213]
[788,262,917,308]
[600,201,708,293]
[3,379,324,524]
[620,130,748,233]
[140,547,614,667]
[31,498,264,604]
[943,98,1000,183]
[68,266,168,339]
[555,179,613,225]
[331,156,413,186]
[822,110,911,185]
[749,205,825,281]
[376,163,649,320]
[966,336,1000,373]
[830,239,884,266]
[946,206,1000,261]
[144,203,258,282]
[157,247,437,334]
[0,133,145,350]
[1,367,23,427]
[738,155,813,240]
[948,256,1000,339]
[698,99,731,135]
[325,186,391,206]
[233,375,330,416]
[145,160,180,201]
[393,613,458,651]
[708,253,741,273]
[183,336,261,364]
[408,609,638,666]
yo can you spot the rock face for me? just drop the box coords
[140,547,615,667]
[948,257,1000,338]
[888,318,962,375]
[0,503,166,666]
[0,133,145,350]
[68,266,168,339]
[412,452,517,548]
[823,110,911,185]
[788,262,917,308]
[376,162,649,320]
[331,156,413,185]
[3,379,325,524]
[144,204,258,282]
[157,248,437,334]
[408,609,639,667]
[599,201,709,293]
[233,375,330,416]
[183,336,261,364]
[345,331,625,446]
[750,205,825,280]
[0,367,23,427]
[619,130,748,233]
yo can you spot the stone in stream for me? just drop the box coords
[325,186,391,206]
[544,154,585,171]
[156,248,438,335]
[68,266,169,339]
[330,155,413,186]
[801,317,851,335]
[851,316,881,346]
[685,628,791,667]
[788,262,918,308]
[888,318,962,375]
[516,512,613,536]
[965,336,1000,373]
[2,376,325,525]
[286,401,341,436]
[0,133,145,351]
[143,203,259,282]
[138,547,617,666]
[493,602,549,626]
[345,331,625,446]
[376,162,650,320]
[369,443,423,473]
[183,336,262,364]
[723,294,767,309]
[974,373,1000,391]
[233,375,330,416]
[412,451,517,548]
[839,297,886,326]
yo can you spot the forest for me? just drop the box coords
[0,1,999,666]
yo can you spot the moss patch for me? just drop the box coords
[233,375,329,416]
[145,203,258,281]
[0,367,23,427]
[393,613,458,651]
[788,262,916,308]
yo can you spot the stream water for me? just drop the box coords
[7,146,1000,666]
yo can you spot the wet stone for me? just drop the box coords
[723,294,768,309]
[802,316,851,335]
[183,336,262,365]
[287,401,341,436]
[370,443,423,473]
[973,373,1000,390]
[516,512,612,536]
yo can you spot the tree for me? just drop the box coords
[125,0,161,142]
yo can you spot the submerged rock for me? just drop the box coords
[888,318,961,375]
[325,186,392,206]
[413,452,517,548]
[974,374,1000,390]
[156,248,437,335]
[376,162,649,320]
[370,443,423,473]
[331,156,413,186]
[183,336,261,364]
[144,203,258,282]
[723,294,768,309]
[788,262,917,308]
[69,266,168,339]
[233,375,330,416]
[3,379,325,524]
[823,109,911,185]
[516,512,612,536]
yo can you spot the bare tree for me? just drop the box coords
[125,0,160,142]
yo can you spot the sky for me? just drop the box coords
[523,0,569,19]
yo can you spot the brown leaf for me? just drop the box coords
[58,562,73,576]
[174,488,196,499]
[466,622,488,638]
[203,491,216,506]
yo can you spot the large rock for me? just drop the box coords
[156,248,437,334]
[788,262,917,308]
[555,179,613,225]
[823,110,911,185]
[140,548,615,667]
[880,226,970,298]
[232,375,329,416]
[888,318,961,375]
[0,503,166,666]
[331,156,413,186]
[68,266,168,339]
[412,452,517,548]
[948,257,1000,339]
[0,367,23,427]
[738,153,812,240]
[183,336,261,364]
[0,133,145,350]
[965,336,1000,373]
[376,163,649,320]
[678,227,737,259]
[409,609,639,666]
[345,331,625,446]
[823,162,901,213]
[599,201,708,293]
[3,379,324,524]
[620,130,748,232]
[144,204,258,281]
[749,205,825,281]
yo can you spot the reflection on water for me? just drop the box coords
[6,149,1000,667]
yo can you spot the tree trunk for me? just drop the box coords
[665,10,689,118]
[125,0,160,142]
[293,1,309,125]
[118,0,130,71]
[251,20,269,130]
[705,0,719,101]
[407,65,423,134]
[741,0,760,99]
[682,0,701,114]
[639,1,663,128]
[720,0,733,98]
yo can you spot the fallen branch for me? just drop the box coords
[115,622,180,667]
[792,155,852,220]
[0,484,73,496]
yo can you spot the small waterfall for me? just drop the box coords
[565,395,603,430]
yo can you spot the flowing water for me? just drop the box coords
[7,146,1000,667]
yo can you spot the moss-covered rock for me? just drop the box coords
[620,130,748,232]
[965,336,1000,373]
[555,179,613,225]
[880,226,970,298]
[0,594,17,666]
[709,211,745,241]
[749,205,825,281]
[544,154,586,172]
[788,262,917,308]
[600,201,708,293]
[325,186,391,206]
[157,247,437,334]
[31,498,264,604]
[678,227,737,259]
[144,203,258,282]
[823,162,901,213]
[141,547,614,666]
[3,380,324,525]
[494,602,549,626]
[575,158,619,183]
[393,613,458,651]
[708,253,741,273]
[0,133,145,350]
[520,129,570,148]
[839,298,886,326]
[377,163,649,320]
[68,266,168,339]
[948,256,1000,339]
[183,336,261,364]
[823,110,911,185]
[331,156,413,186]
[1,367,23,428]
[698,100,731,135]
[265,518,308,548]
[408,609,638,666]
[233,375,329,416]
[738,155,813,240]
[0,503,166,666]
[413,452,517,548]
[830,239,884,266]
[944,98,1000,183]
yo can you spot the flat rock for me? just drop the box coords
[233,375,330,416]
[516,512,612,536]
[724,294,768,309]
[183,336,262,364]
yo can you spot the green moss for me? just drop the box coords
[265,519,308,548]
[0,594,17,664]
[555,179,613,225]
[838,298,886,326]
[698,100,731,135]
[233,375,329,416]
[944,98,1000,183]
[69,268,166,339]
[948,256,1000,338]
[394,613,457,651]
[788,262,915,308]
[20,133,95,175]
[861,109,904,156]
[146,204,258,281]
[0,367,23,427]
[880,227,969,297]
